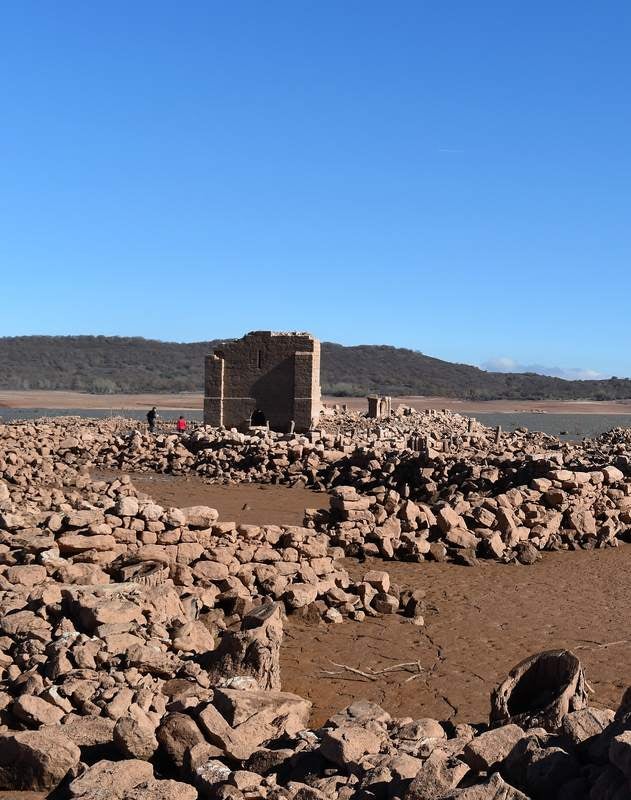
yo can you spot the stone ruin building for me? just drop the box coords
[204,331,322,432]
[367,395,392,419]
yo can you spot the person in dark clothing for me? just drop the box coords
[147,407,158,433]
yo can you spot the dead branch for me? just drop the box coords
[321,659,424,682]
[575,639,629,651]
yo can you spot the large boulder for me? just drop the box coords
[438,772,529,799]
[181,506,219,528]
[122,779,198,800]
[562,707,615,746]
[113,715,158,760]
[0,728,81,791]
[320,724,383,769]
[69,759,154,799]
[12,694,65,727]
[463,725,525,772]
[157,713,206,771]
[406,749,470,800]
[197,688,310,762]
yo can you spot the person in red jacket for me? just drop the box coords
[176,416,187,433]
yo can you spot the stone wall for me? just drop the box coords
[204,331,321,432]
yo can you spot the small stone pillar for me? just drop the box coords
[367,395,392,419]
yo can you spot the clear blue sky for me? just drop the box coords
[1,2,629,378]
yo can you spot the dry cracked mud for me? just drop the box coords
[282,551,631,726]
[109,471,631,729]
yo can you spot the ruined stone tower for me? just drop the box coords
[204,331,322,432]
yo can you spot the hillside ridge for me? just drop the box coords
[1,335,629,401]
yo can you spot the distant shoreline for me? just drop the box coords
[2,390,631,415]
[332,395,631,415]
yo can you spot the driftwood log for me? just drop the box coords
[491,649,588,732]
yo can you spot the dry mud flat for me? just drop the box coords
[336,396,631,416]
[110,472,631,728]
[283,552,631,727]
[94,470,319,528]
[0,390,203,410]
[6,389,631,414]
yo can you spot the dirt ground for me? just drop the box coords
[0,390,202,411]
[283,551,631,726]
[334,395,631,415]
[93,471,325,527]
[0,794,46,800]
[0,795,46,800]
[5,389,631,414]
[98,472,631,729]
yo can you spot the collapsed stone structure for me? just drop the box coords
[204,332,321,433]
[367,396,392,419]
[4,412,631,797]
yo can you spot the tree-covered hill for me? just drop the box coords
[1,335,630,401]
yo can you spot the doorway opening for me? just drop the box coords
[251,409,267,426]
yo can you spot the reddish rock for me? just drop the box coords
[113,715,158,761]
[69,759,154,799]
[0,729,81,791]
[13,695,65,727]
[157,713,206,770]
